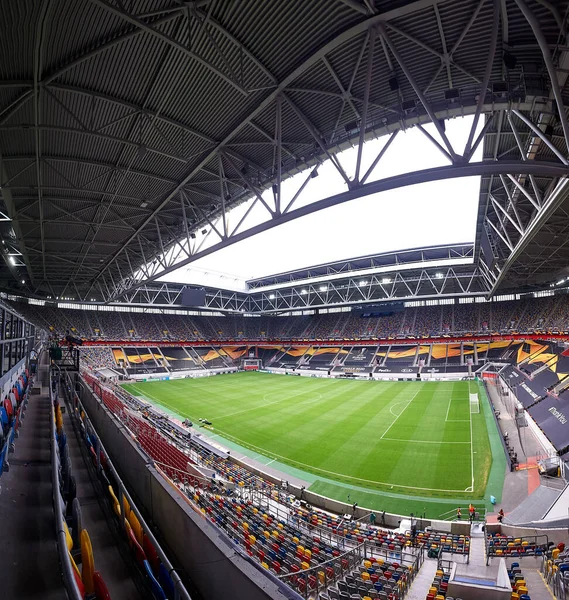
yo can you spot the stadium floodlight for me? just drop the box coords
[435,272,444,279]
[558,279,565,285]
[8,256,15,265]
[269,294,275,299]
[359,280,368,286]
[381,277,391,284]
[21,279,25,284]
[301,289,307,295]
[319,285,327,292]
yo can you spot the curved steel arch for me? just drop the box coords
[107,160,569,300]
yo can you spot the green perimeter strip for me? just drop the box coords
[478,380,507,507]
[308,480,464,519]
[129,390,480,520]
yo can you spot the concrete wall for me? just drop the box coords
[77,376,297,600]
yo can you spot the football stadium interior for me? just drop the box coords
[3,1,569,600]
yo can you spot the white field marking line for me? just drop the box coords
[380,387,422,440]
[214,391,323,421]
[381,438,471,444]
[389,400,410,417]
[131,385,467,493]
[202,428,468,493]
[469,387,475,493]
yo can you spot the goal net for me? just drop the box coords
[469,392,480,414]
[242,358,262,371]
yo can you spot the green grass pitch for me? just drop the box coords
[122,372,493,503]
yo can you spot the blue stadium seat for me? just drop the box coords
[144,560,167,599]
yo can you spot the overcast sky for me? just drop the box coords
[160,116,482,287]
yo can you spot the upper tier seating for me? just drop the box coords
[13,294,569,342]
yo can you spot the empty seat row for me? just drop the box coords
[487,534,547,557]
[54,393,111,600]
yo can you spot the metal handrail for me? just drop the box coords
[64,370,194,600]
[50,365,84,600]
[277,540,422,600]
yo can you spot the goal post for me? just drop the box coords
[469,392,480,414]
[242,358,262,371]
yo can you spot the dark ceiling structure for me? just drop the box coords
[1,0,569,311]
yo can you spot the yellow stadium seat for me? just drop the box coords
[63,521,73,551]
[429,587,437,595]
[128,511,143,546]
[301,561,310,570]
[249,534,256,544]
[122,495,131,520]
[261,561,269,569]
[552,548,560,559]
[108,486,120,517]
[364,559,372,569]
[68,550,81,581]
[80,529,95,595]
[361,572,370,581]
[318,571,325,584]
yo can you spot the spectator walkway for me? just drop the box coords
[0,357,66,600]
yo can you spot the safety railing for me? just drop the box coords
[486,533,550,564]
[541,553,569,599]
[278,540,423,600]
[50,365,84,600]
[62,369,194,600]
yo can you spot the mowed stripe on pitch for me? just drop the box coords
[123,373,489,497]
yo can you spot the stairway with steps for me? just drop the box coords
[406,522,556,600]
